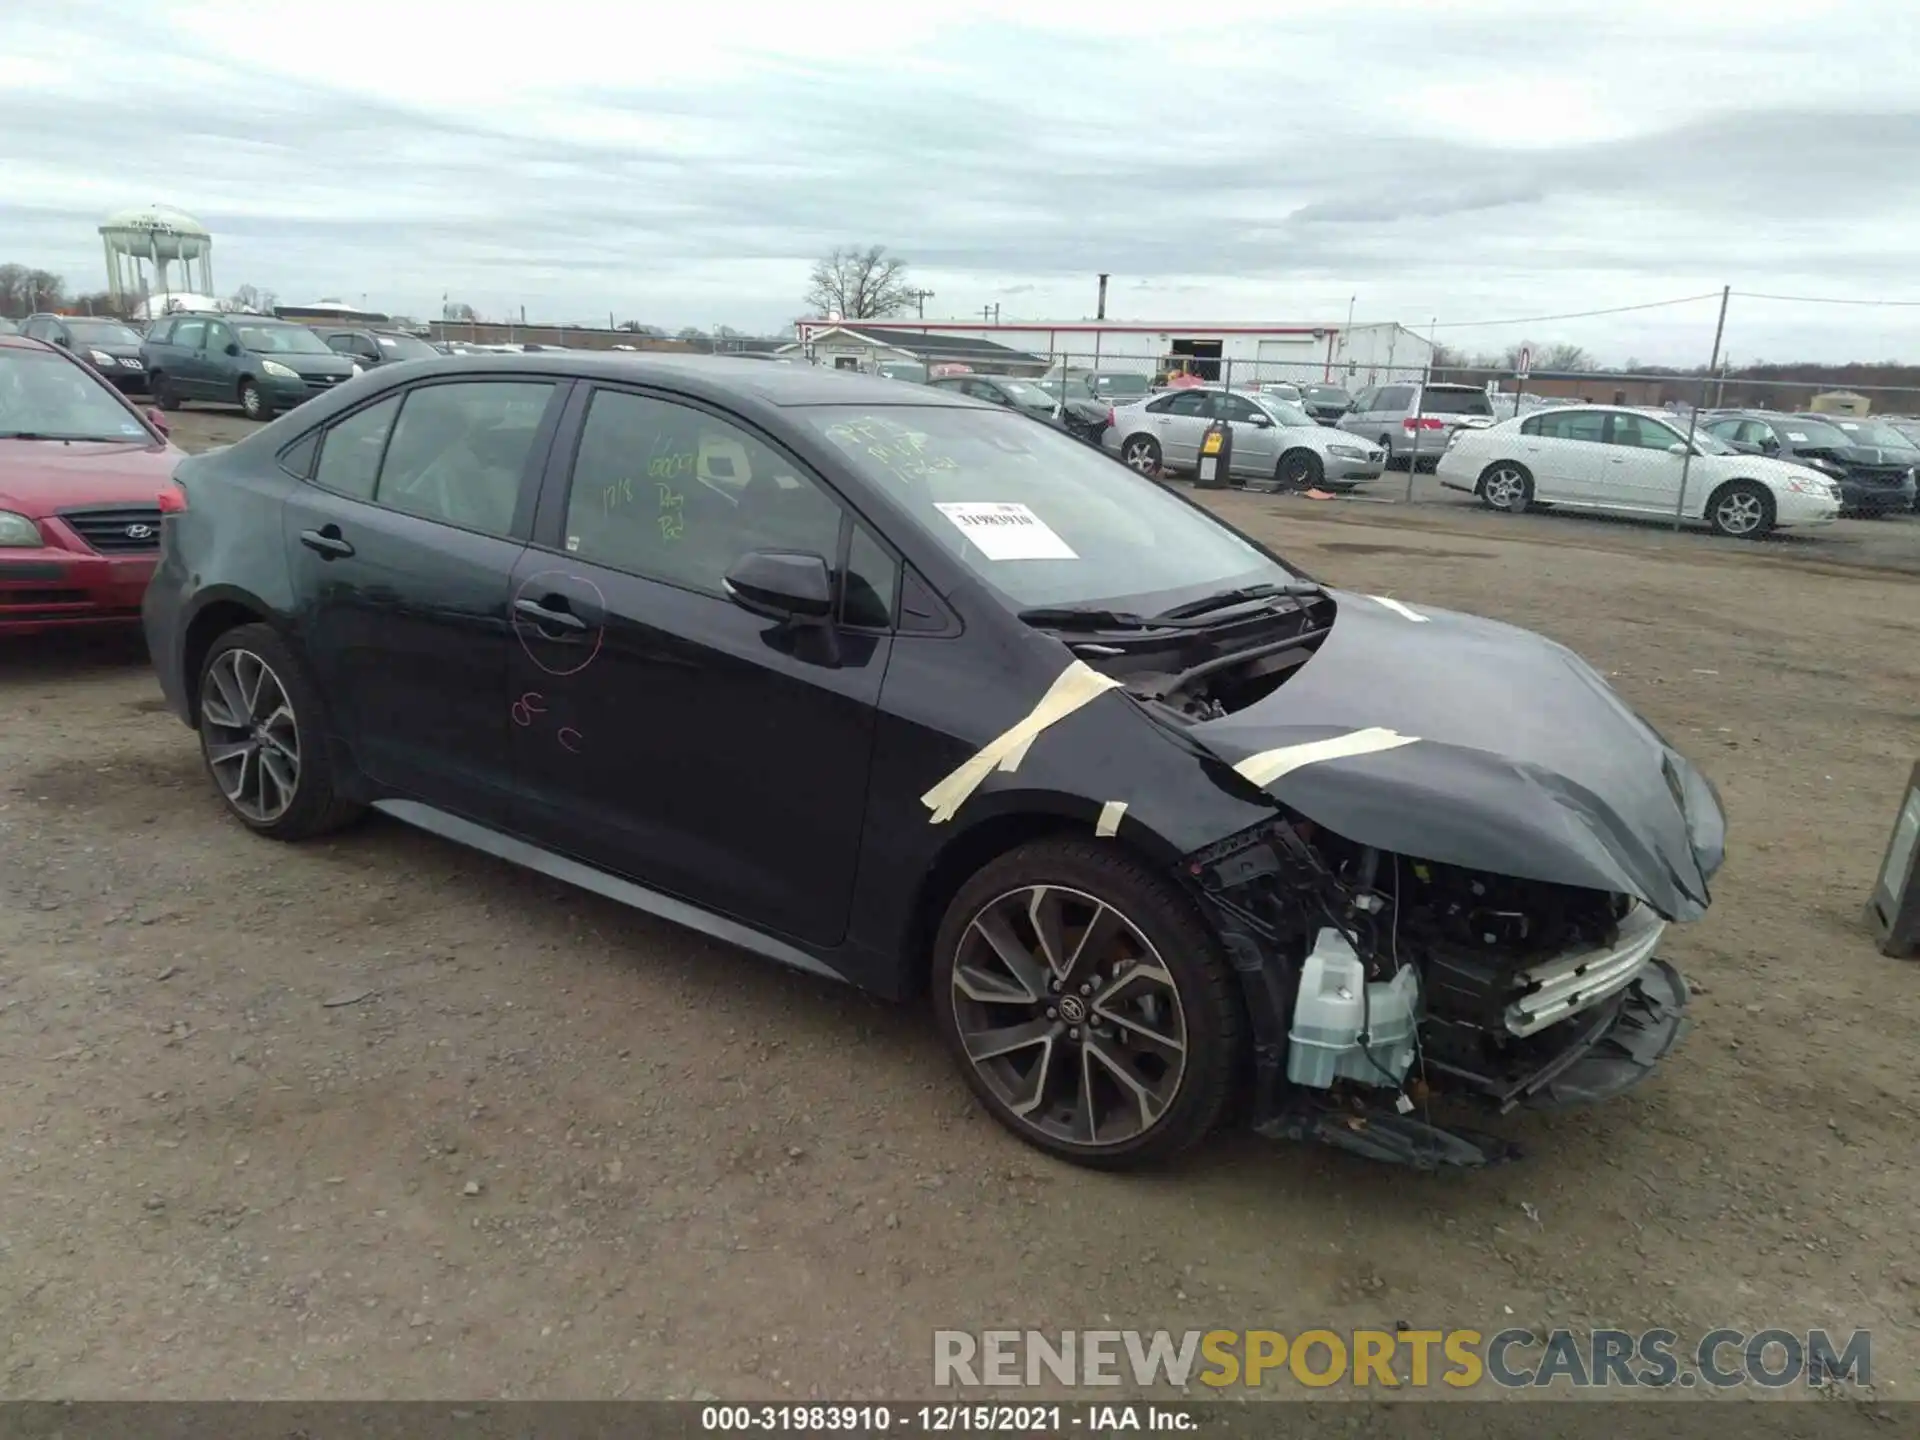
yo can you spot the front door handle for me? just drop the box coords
[299,527,355,560]
[513,596,587,632]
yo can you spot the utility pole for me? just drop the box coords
[1674,284,1732,532]
[906,288,934,318]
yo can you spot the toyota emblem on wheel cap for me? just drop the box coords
[125,523,155,539]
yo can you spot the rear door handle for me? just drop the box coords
[513,596,587,632]
[299,527,355,560]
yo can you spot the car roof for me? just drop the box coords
[347,352,985,411]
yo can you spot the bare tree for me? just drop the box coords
[1502,339,1596,372]
[0,264,28,318]
[804,245,913,320]
[230,283,277,313]
[442,300,476,322]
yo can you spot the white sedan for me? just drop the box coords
[1435,405,1842,538]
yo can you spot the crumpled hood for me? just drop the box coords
[1184,590,1727,922]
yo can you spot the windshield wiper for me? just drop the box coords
[1016,604,1156,631]
[1152,581,1325,621]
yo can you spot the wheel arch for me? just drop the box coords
[1703,475,1778,527]
[179,586,282,723]
[898,797,1195,999]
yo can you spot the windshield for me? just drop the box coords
[236,323,334,355]
[66,319,143,347]
[804,407,1292,611]
[1303,386,1349,404]
[1827,419,1919,451]
[1420,387,1493,417]
[1090,372,1150,396]
[1679,424,1736,455]
[375,332,439,361]
[998,380,1054,407]
[0,347,154,441]
[1256,397,1317,428]
[1776,418,1854,449]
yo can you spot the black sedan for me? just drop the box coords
[18,313,150,392]
[928,372,1109,447]
[1703,411,1917,516]
[143,353,1723,1171]
[1299,384,1354,425]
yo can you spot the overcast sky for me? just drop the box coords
[3,0,1918,364]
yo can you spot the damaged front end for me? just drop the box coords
[1183,818,1692,1169]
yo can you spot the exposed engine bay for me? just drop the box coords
[1183,816,1691,1169]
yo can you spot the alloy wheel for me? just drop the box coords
[1484,466,1527,509]
[948,884,1188,1150]
[1714,490,1765,535]
[200,648,302,824]
[1123,439,1159,473]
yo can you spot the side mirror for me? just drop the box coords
[1667,442,1690,456]
[225,342,241,356]
[1727,440,1760,455]
[1759,437,1780,453]
[1249,412,1274,428]
[724,549,834,622]
[145,407,170,435]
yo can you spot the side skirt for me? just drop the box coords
[372,799,852,988]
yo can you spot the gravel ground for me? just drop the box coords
[1,409,1916,1400]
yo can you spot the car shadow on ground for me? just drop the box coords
[1,629,153,680]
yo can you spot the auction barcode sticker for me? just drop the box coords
[935,502,1078,561]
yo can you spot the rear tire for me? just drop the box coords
[1478,462,1534,513]
[239,379,273,422]
[196,623,362,840]
[1706,480,1775,538]
[931,838,1243,1170]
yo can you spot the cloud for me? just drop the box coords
[1,0,1916,362]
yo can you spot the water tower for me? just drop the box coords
[99,205,214,311]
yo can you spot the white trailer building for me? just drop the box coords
[792,318,1434,390]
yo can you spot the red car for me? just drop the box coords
[0,335,185,636]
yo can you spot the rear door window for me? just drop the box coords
[1375,385,1415,412]
[1529,409,1608,444]
[1420,387,1493,417]
[312,396,399,501]
[373,381,557,537]
[170,319,206,350]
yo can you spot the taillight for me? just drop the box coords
[1403,417,1446,431]
[1105,407,1116,429]
[157,481,188,513]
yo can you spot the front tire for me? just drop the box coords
[1707,480,1775,538]
[196,624,362,840]
[239,378,274,422]
[151,374,181,411]
[1121,434,1162,475]
[932,839,1243,1169]
[1276,448,1324,491]
[1479,462,1534,513]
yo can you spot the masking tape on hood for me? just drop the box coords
[1095,800,1127,837]
[1370,595,1427,622]
[922,660,1124,824]
[1233,727,1420,788]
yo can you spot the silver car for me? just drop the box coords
[1337,380,1496,470]
[1102,386,1386,488]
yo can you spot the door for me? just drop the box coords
[1600,411,1691,513]
[1142,389,1211,467]
[506,384,897,946]
[1206,391,1280,478]
[1517,407,1612,503]
[280,377,566,825]
[165,318,210,396]
[200,319,239,402]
